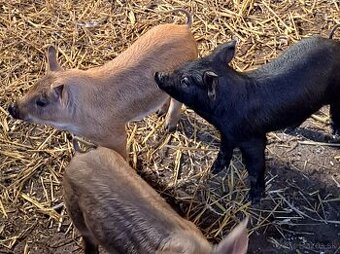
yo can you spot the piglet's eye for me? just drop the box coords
[36,97,49,107]
[181,77,190,87]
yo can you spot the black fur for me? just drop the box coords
[154,33,340,203]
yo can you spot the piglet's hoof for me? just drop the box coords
[248,187,265,205]
[163,121,177,133]
[156,108,167,117]
[166,125,177,133]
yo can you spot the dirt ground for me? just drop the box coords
[1,1,340,254]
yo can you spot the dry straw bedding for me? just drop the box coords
[0,0,339,253]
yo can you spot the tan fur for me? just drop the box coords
[63,147,249,254]
[11,11,198,158]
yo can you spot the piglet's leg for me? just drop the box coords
[63,193,99,254]
[157,97,171,116]
[164,98,182,132]
[100,126,127,159]
[330,101,340,136]
[83,236,99,254]
[211,135,234,174]
[239,137,266,204]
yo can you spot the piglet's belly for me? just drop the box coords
[129,98,167,122]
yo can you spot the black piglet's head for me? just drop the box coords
[154,40,237,107]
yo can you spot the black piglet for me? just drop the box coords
[154,25,340,203]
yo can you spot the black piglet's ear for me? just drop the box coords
[203,71,219,101]
[211,40,237,64]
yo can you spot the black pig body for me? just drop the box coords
[154,27,340,203]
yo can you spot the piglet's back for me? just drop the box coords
[101,23,198,74]
[64,147,207,253]
[87,22,198,124]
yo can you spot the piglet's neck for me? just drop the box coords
[224,68,264,97]
[63,68,118,98]
[59,69,113,117]
[215,67,249,94]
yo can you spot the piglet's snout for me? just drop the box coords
[154,72,163,82]
[8,103,20,119]
[154,72,169,87]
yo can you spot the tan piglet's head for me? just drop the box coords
[8,46,80,132]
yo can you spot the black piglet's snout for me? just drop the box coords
[8,103,19,119]
[154,72,163,84]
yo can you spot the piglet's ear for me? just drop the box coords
[53,84,64,98]
[50,83,64,101]
[51,83,74,107]
[203,71,219,101]
[211,40,237,64]
[213,217,249,254]
[47,46,62,72]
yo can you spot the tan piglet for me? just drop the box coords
[9,9,198,158]
[63,147,249,254]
